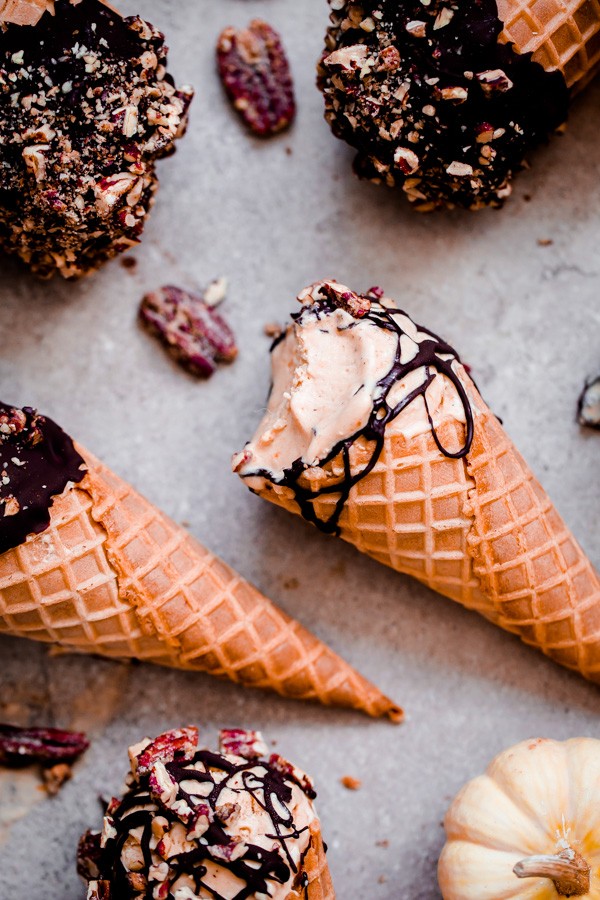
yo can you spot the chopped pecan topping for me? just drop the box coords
[320,281,372,318]
[130,727,199,778]
[219,728,268,760]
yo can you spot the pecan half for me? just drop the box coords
[0,723,89,766]
[217,20,295,137]
[139,285,238,379]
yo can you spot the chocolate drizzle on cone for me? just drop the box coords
[251,284,474,536]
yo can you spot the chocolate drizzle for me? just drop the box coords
[318,0,569,209]
[0,402,85,554]
[247,285,474,536]
[93,731,317,900]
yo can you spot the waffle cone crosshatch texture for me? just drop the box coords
[1,0,600,897]
[499,0,600,88]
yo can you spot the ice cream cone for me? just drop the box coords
[287,821,336,899]
[0,0,50,26]
[0,446,401,721]
[0,0,119,26]
[499,0,600,89]
[236,282,600,685]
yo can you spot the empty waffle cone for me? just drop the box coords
[287,821,336,900]
[498,0,600,89]
[252,375,600,683]
[0,447,401,721]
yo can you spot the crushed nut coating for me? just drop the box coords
[217,19,295,137]
[140,284,238,379]
[0,0,193,279]
[317,0,568,210]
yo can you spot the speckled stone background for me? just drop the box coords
[1,1,599,898]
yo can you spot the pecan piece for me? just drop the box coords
[77,830,103,881]
[43,762,73,795]
[217,20,295,137]
[219,728,268,760]
[578,374,600,430]
[87,881,112,900]
[319,281,371,318]
[130,726,199,777]
[139,285,238,379]
[0,723,89,766]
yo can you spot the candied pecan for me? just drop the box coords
[219,728,268,760]
[77,830,103,881]
[139,285,238,379]
[130,726,199,777]
[0,723,89,766]
[217,20,295,137]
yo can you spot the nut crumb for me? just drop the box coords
[264,322,284,338]
[43,762,73,796]
[537,238,553,247]
[341,775,362,790]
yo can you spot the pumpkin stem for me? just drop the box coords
[513,848,590,896]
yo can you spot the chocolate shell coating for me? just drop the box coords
[0,0,193,278]
[0,402,85,554]
[318,0,569,210]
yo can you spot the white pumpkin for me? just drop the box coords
[439,738,600,899]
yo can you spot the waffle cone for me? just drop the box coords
[287,820,336,899]
[0,0,50,25]
[498,0,600,89]
[252,372,600,684]
[0,448,401,721]
[0,0,119,25]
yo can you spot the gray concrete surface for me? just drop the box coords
[1,1,600,897]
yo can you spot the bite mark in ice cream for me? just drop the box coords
[233,281,475,534]
[80,727,321,900]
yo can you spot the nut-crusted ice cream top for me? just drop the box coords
[80,727,319,900]
[234,281,475,532]
[0,0,193,279]
[0,402,85,554]
[317,0,568,210]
